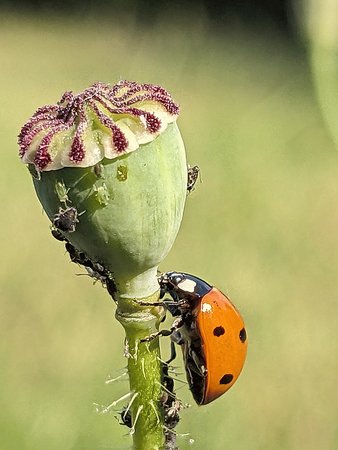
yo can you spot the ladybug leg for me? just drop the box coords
[187,348,207,378]
[135,300,164,307]
[133,297,173,307]
[171,330,184,346]
[160,313,167,323]
[140,316,184,343]
[166,300,186,317]
[192,353,207,377]
[166,341,177,365]
[161,344,175,398]
[133,298,181,309]
[133,299,186,318]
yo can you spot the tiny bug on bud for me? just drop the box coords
[53,206,79,232]
[187,165,200,193]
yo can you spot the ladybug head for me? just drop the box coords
[161,272,200,299]
[159,272,186,291]
[158,272,186,298]
[159,271,213,301]
[163,272,186,288]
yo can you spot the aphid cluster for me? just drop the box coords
[117,347,184,448]
[161,350,181,430]
[51,210,116,295]
[50,178,116,294]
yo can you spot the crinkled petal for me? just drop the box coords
[18,80,180,172]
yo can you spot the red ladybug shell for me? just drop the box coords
[194,288,247,405]
[159,272,247,406]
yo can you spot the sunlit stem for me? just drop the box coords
[116,288,166,450]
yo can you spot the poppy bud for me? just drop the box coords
[19,80,187,299]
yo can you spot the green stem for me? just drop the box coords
[115,288,166,450]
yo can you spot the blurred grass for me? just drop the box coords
[295,0,338,149]
[1,11,338,450]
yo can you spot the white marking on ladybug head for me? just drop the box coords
[177,279,196,293]
[201,302,212,313]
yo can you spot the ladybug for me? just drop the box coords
[141,272,247,405]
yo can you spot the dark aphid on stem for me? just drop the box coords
[51,228,66,242]
[66,242,103,277]
[106,277,117,298]
[187,165,200,193]
[53,206,79,232]
[64,241,117,295]
[161,344,176,402]
[119,406,132,428]
[65,242,88,265]
[161,344,182,431]
[164,399,182,430]
[84,266,107,284]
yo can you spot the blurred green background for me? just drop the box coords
[1,2,338,449]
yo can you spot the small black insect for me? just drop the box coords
[64,241,117,295]
[51,228,66,242]
[65,242,92,269]
[187,165,200,193]
[106,277,117,298]
[65,242,100,274]
[161,343,182,431]
[53,206,79,232]
[119,406,132,428]
[164,399,182,430]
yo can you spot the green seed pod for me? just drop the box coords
[19,81,189,449]
[19,80,187,299]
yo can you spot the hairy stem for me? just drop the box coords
[116,288,166,450]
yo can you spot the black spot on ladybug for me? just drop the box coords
[239,327,247,343]
[220,374,234,385]
[213,326,225,337]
